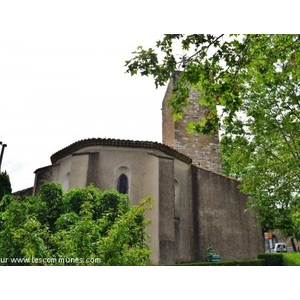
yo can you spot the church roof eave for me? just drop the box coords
[50,138,192,165]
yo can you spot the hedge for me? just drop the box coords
[167,259,265,266]
[167,252,300,266]
[257,253,283,266]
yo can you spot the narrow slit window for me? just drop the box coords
[118,174,128,194]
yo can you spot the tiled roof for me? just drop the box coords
[50,138,192,164]
[12,187,34,197]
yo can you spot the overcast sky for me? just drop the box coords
[0,2,169,192]
[0,1,292,193]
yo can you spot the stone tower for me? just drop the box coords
[162,71,222,173]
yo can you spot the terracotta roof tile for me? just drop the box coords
[50,138,192,165]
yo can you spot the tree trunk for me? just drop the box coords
[291,238,297,252]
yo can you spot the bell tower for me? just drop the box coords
[162,71,222,173]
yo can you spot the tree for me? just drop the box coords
[125,34,300,243]
[125,35,300,132]
[0,171,12,202]
[0,183,152,265]
[220,79,300,248]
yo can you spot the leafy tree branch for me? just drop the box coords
[126,34,300,242]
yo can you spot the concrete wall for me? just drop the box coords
[69,153,89,189]
[158,156,175,264]
[173,159,193,263]
[191,166,265,261]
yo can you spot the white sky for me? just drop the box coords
[0,2,169,192]
[0,1,292,193]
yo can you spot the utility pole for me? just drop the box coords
[0,142,7,173]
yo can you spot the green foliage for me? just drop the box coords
[126,35,300,134]
[204,246,219,262]
[282,252,300,266]
[168,259,265,266]
[97,198,151,266]
[0,171,12,202]
[258,252,300,266]
[125,34,300,241]
[257,253,284,266]
[169,253,300,266]
[39,182,63,230]
[220,71,300,238]
[0,183,152,266]
[55,212,80,231]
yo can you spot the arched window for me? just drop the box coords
[117,174,128,194]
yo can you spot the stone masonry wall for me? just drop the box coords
[162,75,175,148]
[33,164,59,196]
[191,166,265,261]
[162,71,222,173]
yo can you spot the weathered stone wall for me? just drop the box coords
[191,166,265,261]
[158,157,176,264]
[12,187,34,197]
[162,73,175,147]
[173,159,193,263]
[162,71,222,173]
[33,164,59,196]
[86,152,101,186]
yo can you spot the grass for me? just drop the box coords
[282,252,300,266]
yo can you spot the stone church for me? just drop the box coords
[30,72,264,265]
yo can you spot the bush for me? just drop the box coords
[204,246,219,262]
[0,183,152,266]
[168,259,265,266]
[167,253,300,266]
[257,253,283,266]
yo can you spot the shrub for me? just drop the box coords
[168,259,265,266]
[0,183,152,266]
[204,246,219,262]
[39,182,63,230]
[257,253,283,266]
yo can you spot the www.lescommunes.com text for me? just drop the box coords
[1,257,101,264]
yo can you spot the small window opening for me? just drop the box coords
[117,174,128,194]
